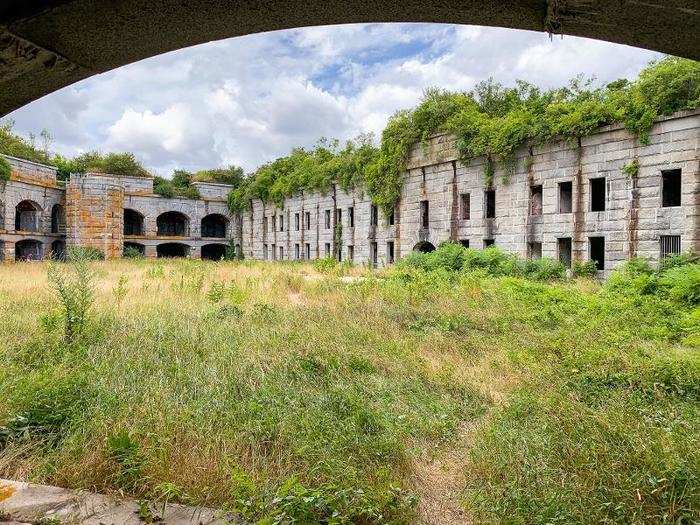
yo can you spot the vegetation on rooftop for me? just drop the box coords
[228,56,699,214]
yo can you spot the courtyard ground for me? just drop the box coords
[0,253,698,524]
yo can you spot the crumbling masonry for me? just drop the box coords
[1,110,698,275]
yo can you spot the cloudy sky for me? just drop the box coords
[6,23,661,177]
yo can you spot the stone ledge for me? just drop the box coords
[0,479,242,525]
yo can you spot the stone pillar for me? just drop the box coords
[1,240,14,262]
[66,174,124,259]
[145,245,157,258]
[189,245,201,259]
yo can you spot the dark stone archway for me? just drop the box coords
[50,204,65,234]
[0,1,697,116]
[50,239,66,260]
[157,242,190,258]
[157,211,189,237]
[413,241,435,253]
[201,214,228,238]
[15,239,43,261]
[15,200,42,232]
[123,241,145,256]
[201,243,227,260]
[124,209,145,236]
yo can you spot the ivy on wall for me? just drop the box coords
[229,57,698,215]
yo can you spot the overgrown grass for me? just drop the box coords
[0,255,697,523]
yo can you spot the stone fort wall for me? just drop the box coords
[0,109,697,274]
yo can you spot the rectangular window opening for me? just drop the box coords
[279,215,284,232]
[324,242,331,257]
[370,204,378,226]
[295,213,300,231]
[370,242,378,267]
[528,241,542,260]
[305,243,311,260]
[558,181,572,213]
[460,193,470,220]
[305,212,311,230]
[557,238,572,268]
[348,245,354,261]
[590,177,606,212]
[324,209,331,229]
[589,236,605,271]
[294,244,299,260]
[420,200,429,229]
[387,241,395,264]
[483,239,495,248]
[279,245,284,260]
[661,169,681,207]
[388,208,395,226]
[459,239,469,248]
[485,190,496,219]
[348,206,354,227]
[530,185,543,216]
[660,235,681,259]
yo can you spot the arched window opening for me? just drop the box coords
[413,241,435,253]
[50,204,65,234]
[157,242,189,258]
[201,214,228,238]
[15,200,41,232]
[15,239,43,261]
[201,243,226,260]
[50,240,66,260]
[157,211,189,237]
[124,209,145,236]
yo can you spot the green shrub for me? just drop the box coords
[521,257,565,281]
[123,246,144,259]
[47,253,95,342]
[67,246,105,261]
[314,256,338,273]
[0,156,10,181]
[657,264,700,306]
[106,429,143,491]
[572,260,598,277]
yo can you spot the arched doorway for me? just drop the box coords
[50,239,66,260]
[201,243,226,260]
[124,209,145,236]
[123,242,145,257]
[157,211,189,236]
[50,204,65,234]
[15,200,42,232]
[15,239,43,261]
[157,242,189,258]
[413,241,435,253]
[201,214,228,238]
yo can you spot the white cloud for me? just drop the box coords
[6,23,662,176]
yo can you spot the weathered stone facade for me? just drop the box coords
[1,110,698,274]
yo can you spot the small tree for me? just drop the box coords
[47,249,95,342]
[0,156,10,182]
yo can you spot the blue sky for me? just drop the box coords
[6,23,661,176]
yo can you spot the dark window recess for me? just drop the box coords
[336,209,342,223]
[325,209,331,229]
[460,193,470,220]
[348,245,354,261]
[201,214,227,238]
[559,181,572,213]
[279,215,284,232]
[371,242,378,266]
[421,167,426,183]
[589,237,605,270]
[388,208,395,226]
[590,177,606,212]
[279,246,284,259]
[558,238,572,268]
[295,213,300,231]
[271,215,276,231]
[662,169,681,207]
[530,185,543,216]
[348,207,354,227]
[305,243,311,260]
[263,244,268,259]
[485,190,496,218]
[483,239,495,248]
[157,212,188,236]
[370,204,378,226]
[660,235,681,259]
[271,244,276,260]
[459,239,469,248]
[337,243,342,262]
[528,242,542,260]
[325,242,331,256]
[263,217,268,233]
[294,244,299,259]
[305,212,311,230]
[387,241,395,264]
[124,209,143,236]
[420,200,429,229]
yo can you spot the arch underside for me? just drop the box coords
[1,0,698,116]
